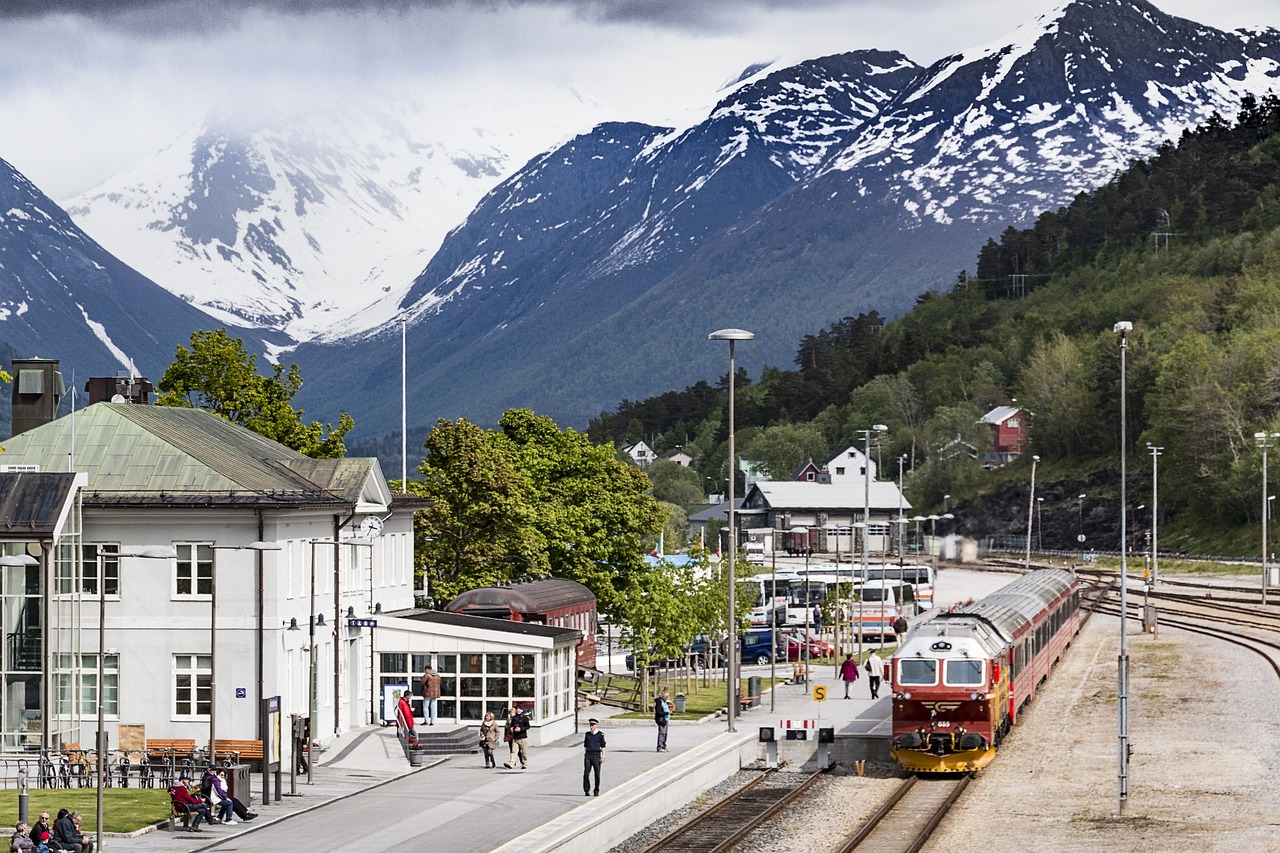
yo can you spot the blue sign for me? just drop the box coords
[348,618,378,628]
[235,688,246,698]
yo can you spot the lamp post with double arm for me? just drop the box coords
[90,545,177,851]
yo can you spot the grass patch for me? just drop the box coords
[603,673,788,719]
[0,788,171,834]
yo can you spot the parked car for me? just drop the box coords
[626,635,718,670]
[780,630,834,660]
[725,629,783,665]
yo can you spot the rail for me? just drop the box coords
[838,773,972,853]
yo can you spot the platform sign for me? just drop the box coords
[813,685,827,702]
[382,683,409,725]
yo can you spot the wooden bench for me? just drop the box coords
[146,738,197,759]
[739,687,761,711]
[210,739,263,763]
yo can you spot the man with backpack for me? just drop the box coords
[654,690,672,752]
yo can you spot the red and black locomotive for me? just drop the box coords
[890,569,1081,772]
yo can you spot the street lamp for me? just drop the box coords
[1114,319,1132,815]
[209,542,280,767]
[1147,445,1162,584]
[90,545,177,851]
[789,527,811,683]
[1036,497,1044,552]
[897,456,908,566]
[1025,455,1040,570]
[1256,433,1280,606]
[1076,494,1087,563]
[856,425,887,653]
[709,328,754,733]
[306,538,375,783]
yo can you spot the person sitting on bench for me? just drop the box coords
[169,773,215,832]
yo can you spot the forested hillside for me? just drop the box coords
[590,95,1280,554]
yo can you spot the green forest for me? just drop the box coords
[589,94,1280,557]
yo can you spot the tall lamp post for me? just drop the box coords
[1036,497,1044,552]
[789,528,812,682]
[1076,494,1087,563]
[897,456,908,566]
[210,542,280,766]
[1256,433,1280,606]
[856,425,887,657]
[1114,320,1133,816]
[1025,454,1040,570]
[306,538,375,783]
[1147,446,1162,584]
[709,328,753,733]
[91,545,177,851]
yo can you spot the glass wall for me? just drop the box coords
[380,651,539,722]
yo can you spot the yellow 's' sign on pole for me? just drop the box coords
[813,684,827,703]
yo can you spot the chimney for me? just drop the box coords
[85,373,153,405]
[10,358,65,438]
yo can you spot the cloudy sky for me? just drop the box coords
[1,0,1276,199]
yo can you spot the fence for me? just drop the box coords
[0,747,246,790]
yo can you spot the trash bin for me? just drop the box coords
[674,693,686,714]
[226,764,252,807]
[747,676,762,708]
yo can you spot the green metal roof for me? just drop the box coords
[1,403,375,507]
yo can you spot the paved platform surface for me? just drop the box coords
[108,663,891,853]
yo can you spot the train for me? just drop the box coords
[443,578,598,671]
[889,568,1082,772]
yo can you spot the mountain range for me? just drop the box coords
[3,0,1280,457]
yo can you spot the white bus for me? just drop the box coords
[859,563,935,611]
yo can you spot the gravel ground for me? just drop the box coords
[611,580,1280,852]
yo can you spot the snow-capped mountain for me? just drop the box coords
[817,0,1280,225]
[291,0,1280,439]
[66,104,516,339]
[0,156,270,389]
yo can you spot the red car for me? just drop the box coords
[780,631,833,660]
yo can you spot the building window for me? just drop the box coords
[175,543,212,597]
[81,544,119,597]
[1007,417,1021,428]
[79,654,119,717]
[835,467,845,476]
[174,654,211,718]
[806,472,814,481]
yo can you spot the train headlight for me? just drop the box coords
[970,692,981,700]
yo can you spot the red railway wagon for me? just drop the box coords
[444,579,598,672]
[889,568,1081,772]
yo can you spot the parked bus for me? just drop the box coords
[849,579,913,639]
[859,563,935,611]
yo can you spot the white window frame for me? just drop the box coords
[81,542,120,598]
[173,653,212,719]
[174,542,212,599]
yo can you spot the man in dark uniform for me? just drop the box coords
[583,718,606,796]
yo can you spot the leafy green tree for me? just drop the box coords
[412,418,546,603]
[647,459,706,508]
[742,422,828,480]
[657,501,690,552]
[157,328,353,458]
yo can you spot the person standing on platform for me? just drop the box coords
[420,663,442,726]
[893,615,910,646]
[479,711,500,768]
[503,704,531,769]
[864,651,884,699]
[838,653,861,698]
[812,605,823,635]
[582,718,606,796]
[654,690,672,752]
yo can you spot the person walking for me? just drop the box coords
[654,690,672,752]
[893,615,910,646]
[420,662,442,726]
[812,605,823,635]
[503,704,531,769]
[865,651,884,699]
[582,717,606,796]
[838,653,861,698]
[479,711,500,768]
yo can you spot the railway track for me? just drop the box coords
[1096,601,1280,678]
[638,768,825,853]
[836,774,972,853]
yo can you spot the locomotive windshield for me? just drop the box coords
[945,659,984,685]
[899,658,937,685]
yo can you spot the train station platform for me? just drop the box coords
[115,662,892,853]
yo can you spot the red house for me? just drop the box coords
[980,405,1028,466]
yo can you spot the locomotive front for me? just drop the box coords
[889,617,1007,773]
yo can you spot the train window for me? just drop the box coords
[944,659,983,685]
[899,658,937,685]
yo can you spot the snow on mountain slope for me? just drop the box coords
[819,0,1280,225]
[64,104,514,340]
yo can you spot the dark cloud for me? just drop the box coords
[1,0,849,33]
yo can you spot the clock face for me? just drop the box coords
[359,516,384,538]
